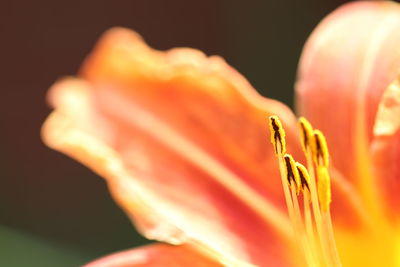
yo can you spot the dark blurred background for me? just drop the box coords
[0,0,348,266]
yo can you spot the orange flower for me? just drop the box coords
[42,1,400,266]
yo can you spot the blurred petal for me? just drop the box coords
[373,75,400,137]
[42,28,303,265]
[296,1,400,220]
[296,1,400,179]
[371,75,400,215]
[84,244,222,267]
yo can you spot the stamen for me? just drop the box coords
[309,128,342,267]
[269,115,286,155]
[297,119,328,260]
[298,117,315,154]
[296,162,310,192]
[313,130,329,168]
[283,154,301,195]
[269,115,343,267]
[269,116,313,266]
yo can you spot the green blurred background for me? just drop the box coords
[0,0,348,266]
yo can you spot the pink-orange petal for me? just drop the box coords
[84,244,223,267]
[296,1,400,223]
[42,28,302,266]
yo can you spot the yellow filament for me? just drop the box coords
[290,182,317,267]
[303,189,321,266]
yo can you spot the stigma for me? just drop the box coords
[268,116,342,267]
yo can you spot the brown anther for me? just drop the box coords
[269,116,286,155]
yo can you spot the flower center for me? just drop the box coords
[269,116,342,267]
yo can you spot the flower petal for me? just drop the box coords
[84,244,223,267]
[371,75,400,215]
[296,1,400,222]
[42,28,302,266]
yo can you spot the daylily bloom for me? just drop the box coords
[41,1,400,266]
